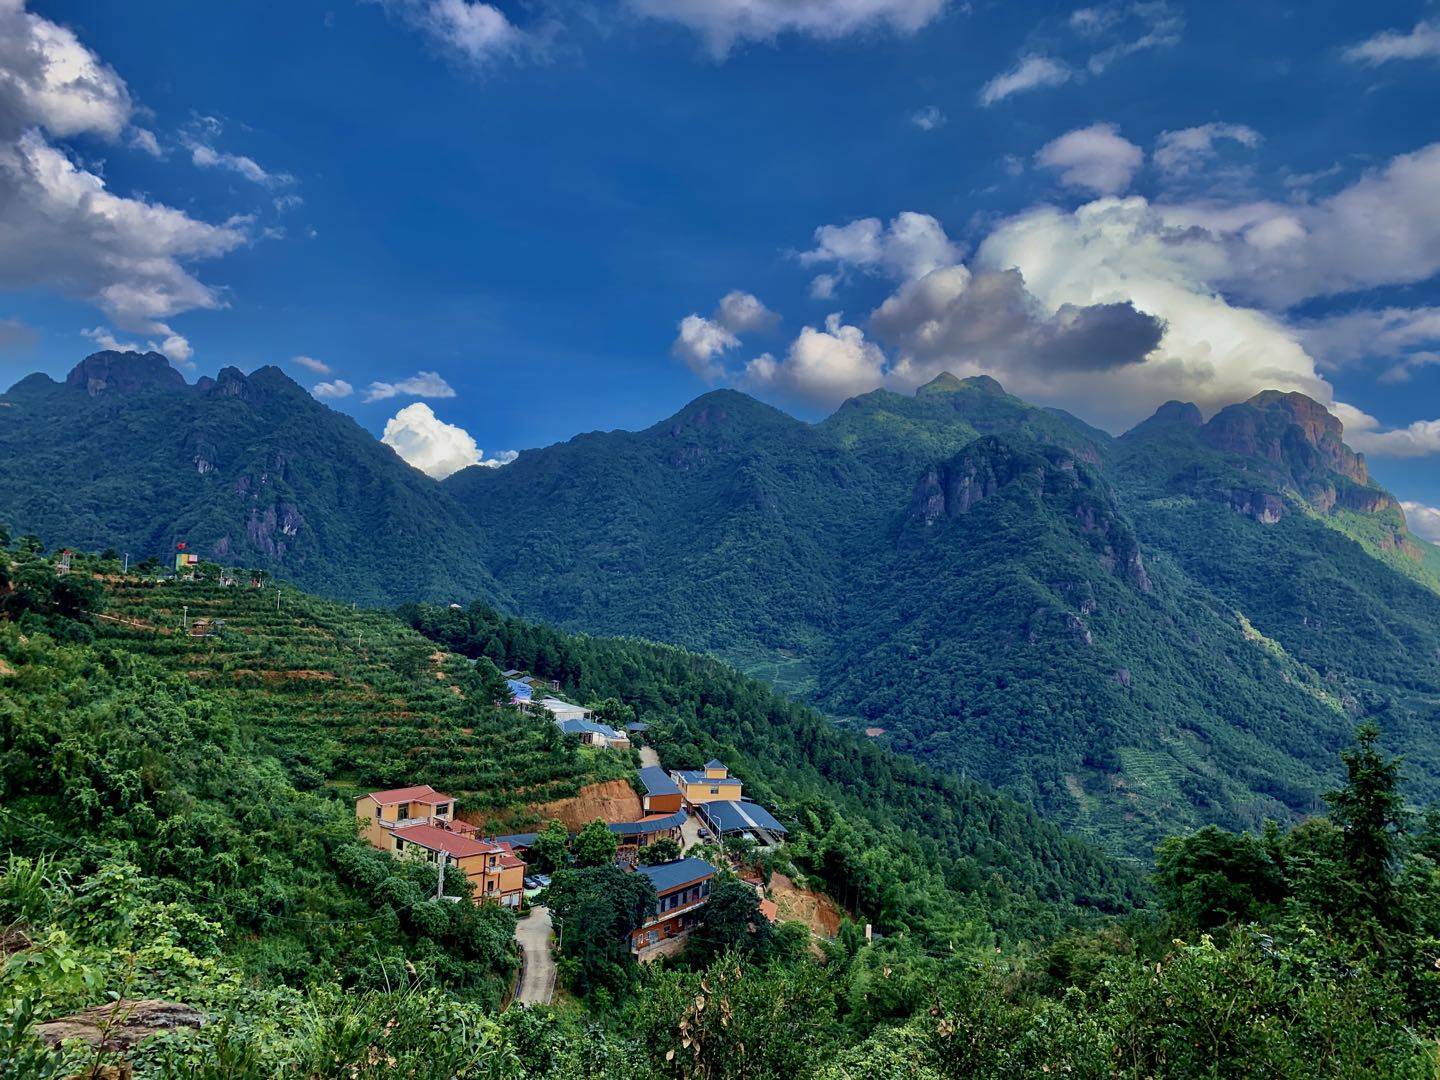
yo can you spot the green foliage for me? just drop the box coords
[637,837,682,865]
[1154,827,1286,930]
[544,865,656,995]
[528,821,570,875]
[691,875,774,964]
[573,820,620,868]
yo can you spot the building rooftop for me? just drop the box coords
[674,770,741,787]
[492,832,539,848]
[391,823,499,859]
[696,799,788,836]
[704,758,726,770]
[637,857,716,895]
[609,810,687,837]
[559,717,624,739]
[361,784,454,807]
[639,765,681,798]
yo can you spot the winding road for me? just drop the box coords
[513,905,555,1006]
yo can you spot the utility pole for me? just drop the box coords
[182,605,188,631]
[436,851,448,900]
[122,553,129,574]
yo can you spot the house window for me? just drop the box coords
[394,838,404,852]
[434,803,450,817]
[710,787,720,795]
[374,806,381,819]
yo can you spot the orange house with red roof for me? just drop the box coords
[355,786,525,907]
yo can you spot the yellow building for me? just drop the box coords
[671,760,743,804]
[355,784,455,848]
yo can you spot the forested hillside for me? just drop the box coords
[7,352,1440,858]
[6,547,1440,1075]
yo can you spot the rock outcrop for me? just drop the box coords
[64,351,186,397]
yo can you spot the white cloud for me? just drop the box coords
[809,273,839,299]
[1036,123,1144,195]
[362,370,457,402]
[128,127,162,157]
[745,314,889,406]
[1347,418,1440,458]
[293,354,331,374]
[1078,1,1183,74]
[800,211,960,283]
[671,290,779,379]
[312,379,354,399]
[82,324,192,366]
[1154,122,1261,177]
[380,402,515,479]
[1157,142,1440,308]
[1402,501,1440,545]
[1298,307,1440,382]
[185,139,293,186]
[1344,18,1440,65]
[374,0,532,66]
[909,105,945,131]
[978,55,1071,106]
[628,0,947,58]
[0,1,246,355]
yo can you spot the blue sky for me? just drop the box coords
[1,0,1438,535]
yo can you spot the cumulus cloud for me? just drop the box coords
[83,324,193,366]
[1036,123,1144,195]
[628,0,946,58]
[293,354,331,374]
[800,211,960,287]
[1344,18,1440,65]
[381,402,515,479]
[1346,418,1440,458]
[746,314,888,406]
[1154,122,1261,177]
[910,105,945,130]
[312,379,354,399]
[978,55,1071,106]
[362,370,457,402]
[1402,501,1440,545]
[671,290,779,379]
[1157,142,1440,308]
[872,265,1164,386]
[0,1,247,358]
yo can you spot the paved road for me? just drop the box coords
[514,905,555,1006]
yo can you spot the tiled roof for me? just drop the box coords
[362,785,454,806]
[637,857,716,895]
[609,810,687,836]
[392,823,499,859]
[639,765,681,797]
[492,832,539,848]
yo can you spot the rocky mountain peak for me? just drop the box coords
[64,351,186,397]
[1202,390,1368,486]
[915,372,1005,397]
[1125,400,1202,438]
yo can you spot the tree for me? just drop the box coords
[573,819,619,868]
[1153,825,1286,930]
[692,875,774,963]
[544,865,655,994]
[528,821,570,875]
[588,697,635,728]
[1325,722,1407,925]
[637,837,681,866]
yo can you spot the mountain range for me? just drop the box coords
[6,350,1440,856]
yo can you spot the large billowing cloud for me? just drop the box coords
[628,0,947,58]
[0,0,247,364]
[1035,123,1143,195]
[671,290,778,379]
[381,402,516,479]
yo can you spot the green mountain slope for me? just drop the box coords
[0,352,498,606]
[5,351,1440,859]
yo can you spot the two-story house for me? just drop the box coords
[630,857,716,956]
[355,784,455,848]
[671,760,743,804]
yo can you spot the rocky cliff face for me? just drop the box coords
[1202,390,1370,487]
[64,351,186,397]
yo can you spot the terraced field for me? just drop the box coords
[97,576,630,819]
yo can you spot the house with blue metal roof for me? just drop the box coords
[554,715,632,751]
[671,760,743,804]
[631,857,716,956]
[695,799,789,847]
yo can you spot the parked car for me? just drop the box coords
[698,828,712,840]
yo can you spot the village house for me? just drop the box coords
[638,766,683,814]
[671,760,743,804]
[609,810,688,862]
[537,697,593,723]
[631,857,716,957]
[555,715,632,750]
[506,678,533,704]
[354,787,526,907]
